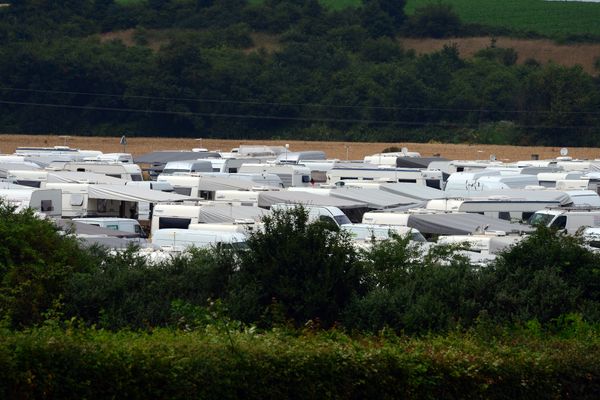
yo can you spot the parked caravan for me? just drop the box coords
[213,190,260,206]
[326,166,443,189]
[0,188,62,217]
[152,229,247,251]
[436,231,524,255]
[150,204,204,234]
[537,172,584,188]
[73,217,146,237]
[528,207,600,234]
[161,160,213,175]
[424,194,566,221]
[238,164,311,187]
[156,174,264,198]
[209,158,258,173]
[48,161,143,181]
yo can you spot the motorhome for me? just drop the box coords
[528,207,600,234]
[73,217,146,237]
[340,223,426,243]
[238,164,311,187]
[48,161,143,181]
[326,166,443,189]
[270,204,352,227]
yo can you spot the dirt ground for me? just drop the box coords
[2,134,599,162]
[399,37,600,75]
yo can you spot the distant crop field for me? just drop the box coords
[406,0,600,37]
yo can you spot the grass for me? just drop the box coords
[406,0,600,38]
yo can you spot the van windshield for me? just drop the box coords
[528,213,554,226]
[334,214,351,226]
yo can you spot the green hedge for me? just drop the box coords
[0,326,598,399]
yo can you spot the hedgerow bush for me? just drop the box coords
[0,325,598,399]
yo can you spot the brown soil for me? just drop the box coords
[400,36,600,75]
[2,134,598,163]
[98,29,600,73]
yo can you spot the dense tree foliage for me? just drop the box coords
[2,203,600,335]
[0,1,600,144]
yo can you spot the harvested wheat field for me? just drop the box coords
[2,134,600,162]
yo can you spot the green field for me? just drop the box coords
[407,0,600,37]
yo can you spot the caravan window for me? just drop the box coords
[15,180,41,188]
[426,179,441,189]
[131,174,143,181]
[70,194,84,206]
[106,224,119,230]
[40,200,54,212]
[159,217,191,230]
[173,187,192,196]
[498,212,511,221]
[302,175,311,183]
[397,179,417,183]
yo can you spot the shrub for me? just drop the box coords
[226,206,364,328]
[0,201,98,328]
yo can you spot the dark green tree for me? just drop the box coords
[227,206,364,328]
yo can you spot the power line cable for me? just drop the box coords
[0,99,597,130]
[2,86,600,116]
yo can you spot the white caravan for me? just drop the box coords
[73,217,146,237]
[48,161,143,181]
[238,163,311,187]
[326,166,443,189]
[275,150,326,164]
[152,229,247,251]
[0,188,62,217]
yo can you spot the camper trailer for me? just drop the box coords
[0,188,62,217]
[238,164,311,187]
[270,204,351,227]
[275,151,326,164]
[152,229,247,251]
[326,166,443,189]
[73,217,146,237]
[49,161,143,181]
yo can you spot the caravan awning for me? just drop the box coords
[405,212,534,235]
[47,171,126,184]
[257,190,366,209]
[87,184,192,203]
[198,204,270,223]
[326,188,416,209]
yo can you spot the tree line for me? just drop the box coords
[0,0,599,145]
[1,201,599,335]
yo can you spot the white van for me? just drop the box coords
[528,208,600,234]
[271,204,351,227]
[73,217,146,237]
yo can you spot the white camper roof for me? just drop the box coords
[257,190,366,209]
[86,184,192,203]
[196,204,270,223]
[288,187,416,209]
